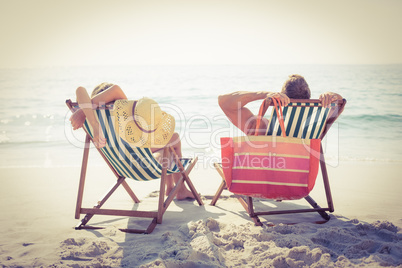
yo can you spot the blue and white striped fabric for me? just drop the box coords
[83,108,189,181]
[266,102,335,139]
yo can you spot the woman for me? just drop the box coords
[70,83,195,200]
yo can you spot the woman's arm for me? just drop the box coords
[70,109,86,130]
[75,86,107,148]
[70,84,127,148]
[90,84,127,106]
[70,84,128,130]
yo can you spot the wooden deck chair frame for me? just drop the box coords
[210,99,346,226]
[66,100,203,234]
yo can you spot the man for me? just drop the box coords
[218,74,343,135]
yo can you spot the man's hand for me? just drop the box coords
[265,92,290,106]
[319,92,343,108]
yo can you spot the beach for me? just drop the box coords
[1,0,402,265]
[0,161,401,267]
[0,64,401,267]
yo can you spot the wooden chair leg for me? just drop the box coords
[210,163,226,206]
[210,180,226,206]
[119,218,158,234]
[122,181,140,203]
[75,135,91,219]
[170,147,203,206]
[181,161,203,206]
[236,196,262,226]
[246,197,263,226]
[305,195,330,221]
[236,196,249,213]
[320,146,334,212]
[77,176,127,228]
[157,148,168,224]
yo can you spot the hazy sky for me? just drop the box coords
[1,0,401,68]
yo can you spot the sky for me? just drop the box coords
[1,0,401,68]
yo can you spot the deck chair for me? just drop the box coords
[211,99,346,226]
[66,100,203,234]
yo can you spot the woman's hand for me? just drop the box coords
[319,92,343,108]
[92,128,107,148]
[70,109,86,130]
[69,108,106,148]
[265,92,290,106]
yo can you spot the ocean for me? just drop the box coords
[0,64,401,168]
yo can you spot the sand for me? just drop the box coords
[0,162,401,267]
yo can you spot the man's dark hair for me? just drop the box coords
[281,74,311,99]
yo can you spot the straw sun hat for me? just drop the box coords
[114,98,175,148]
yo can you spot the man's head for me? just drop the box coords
[91,82,114,98]
[281,74,311,99]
